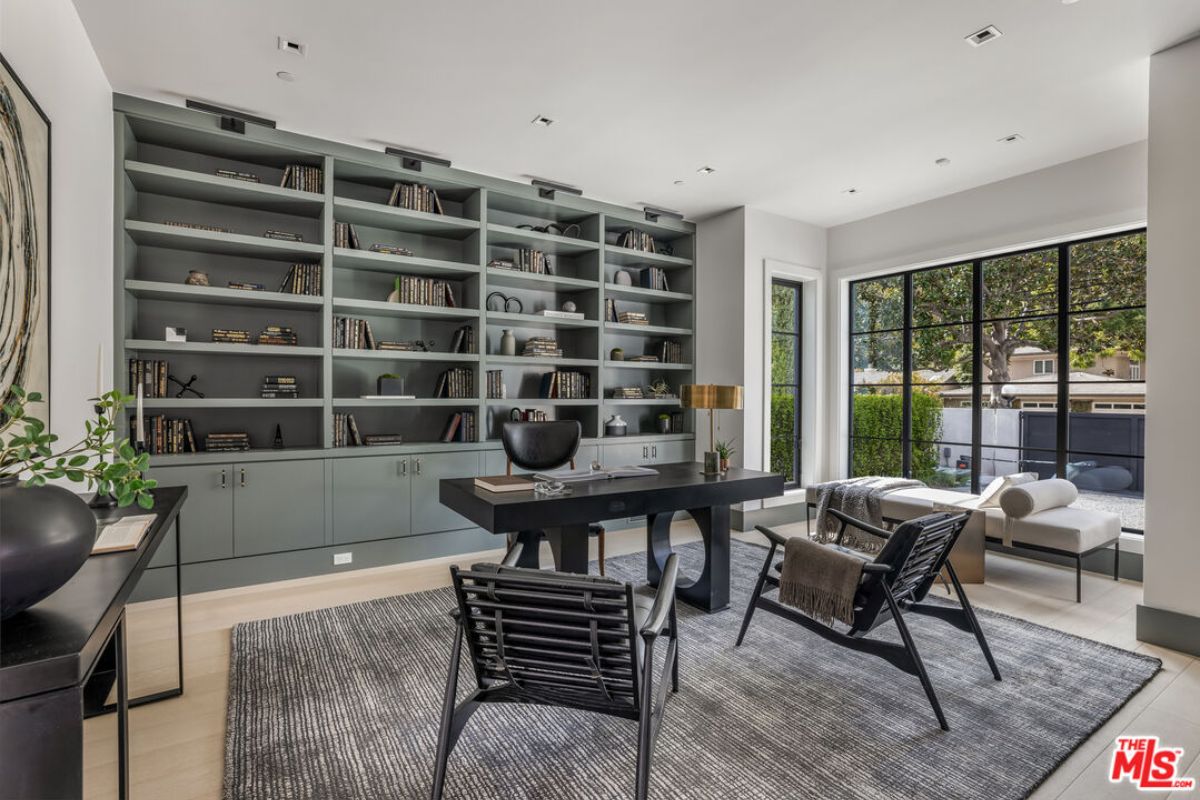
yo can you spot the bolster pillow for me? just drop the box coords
[999,479,1078,519]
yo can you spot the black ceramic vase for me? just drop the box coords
[0,477,97,619]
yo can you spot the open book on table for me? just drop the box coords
[532,465,659,483]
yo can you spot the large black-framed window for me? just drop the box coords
[771,279,802,488]
[849,229,1146,534]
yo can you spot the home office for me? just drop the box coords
[2,1,1199,798]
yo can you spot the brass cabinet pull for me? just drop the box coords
[220,468,227,489]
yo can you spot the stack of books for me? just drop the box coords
[514,249,551,274]
[440,411,477,443]
[334,222,360,249]
[510,409,548,422]
[392,275,456,307]
[449,325,475,354]
[540,371,590,400]
[227,281,264,291]
[618,311,649,325]
[258,325,298,346]
[215,168,259,183]
[206,432,250,452]
[264,229,303,242]
[523,337,562,357]
[166,220,229,233]
[279,263,322,296]
[132,416,197,455]
[640,267,669,291]
[369,243,413,257]
[629,354,660,362]
[614,387,644,399]
[486,370,504,399]
[541,309,584,320]
[659,340,683,363]
[363,433,404,446]
[128,359,168,397]
[332,413,362,447]
[435,367,474,399]
[618,229,658,253]
[376,340,427,352]
[261,375,297,399]
[388,181,443,214]
[212,329,251,344]
[333,317,376,349]
[280,164,323,193]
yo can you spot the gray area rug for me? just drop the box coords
[225,540,1160,799]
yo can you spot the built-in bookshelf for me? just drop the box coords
[114,96,696,462]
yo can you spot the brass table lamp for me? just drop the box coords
[680,384,744,474]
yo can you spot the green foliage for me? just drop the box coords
[714,439,737,460]
[770,391,797,482]
[0,386,157,509]
[850,390,942,480]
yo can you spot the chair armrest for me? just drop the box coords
[861,563,893,575]
[641,553,679,638]
[500,541,524,567]
[827,508,892,541]
[754,524,789,548]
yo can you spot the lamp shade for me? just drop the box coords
[680,384,744,410]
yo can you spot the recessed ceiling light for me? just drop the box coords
[276,71,296,82]
[696,166,715,175]
[965,25,1003,47]
[530,115,554,127]
[843,187,860,195]
[935,157,951,167]
[997,133,1024,143]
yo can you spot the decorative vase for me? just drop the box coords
[615,270,633,286]
[500,329,516,356]
[184,270,209,286]
[720,457,730,472]
[610,347,624,361]
[657,417,671,434]
[0,477,97,619]
[605,415,628,437]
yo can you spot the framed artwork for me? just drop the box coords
[0,52,51,424]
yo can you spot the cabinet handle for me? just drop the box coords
[399,459,407,477]
[220,468,226,489]
[642,446,648,459]
[652,445,658,458]
[414,457,422,476]
[240,468,246,488]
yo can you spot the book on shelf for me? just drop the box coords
[639,267,669,292]
[474,475,534,493]
[605,298,618,323]
[613,387,644,399]
[449,324,476,354]
[387,181,444,215]
[540,309,584,320]
[539,370,590,400]
[227,281,265,291]
[262,375,298,398]
[333,317,377,350]
[212,329,251,344]
[279,263,322,296]
[280,164,323,193]
[264,229,303,242]
[434,367,475,399]
[512,249,551,275]
[331,414,364,447]
[440,410,477,443]
[128,359,169,398]
[214,168,260,183]
[390,275,456,307]
[369,243,413,257]
[334,222,361,250]
[522,336,562,357]
[358,394,416,400]
[658,340,683,364]
[628,354,659,362]
[376,340,429,352]
[486,369,504,400]
[131,415,198,455]
[510,409,548,422]
[362,434,404,446]
[617,311,649,325]
[165,220,229,233]
[258,325,298,346]
[204,431,249,453]
[618,228,658,254]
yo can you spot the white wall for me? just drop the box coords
[1,0,113,448]
[1144,34,1200,622]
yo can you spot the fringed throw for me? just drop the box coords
[778,535,866,626]
[811,476,925,551]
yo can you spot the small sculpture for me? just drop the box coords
[185,270,210,286]
[561,300,577,313]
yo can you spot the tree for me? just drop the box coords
[853,233,1146,407]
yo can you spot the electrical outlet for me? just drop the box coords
[333,552,352,565]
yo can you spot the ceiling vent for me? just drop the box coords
[277,37,307,56]
[997,133,1025,144]
[965,26,1003,47]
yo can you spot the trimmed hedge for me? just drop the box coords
[850,390,943,480]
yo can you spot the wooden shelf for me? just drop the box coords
[141,398,324,409]
[486,311,597,330]
[124,339,323,357]
[603,245,693,269]
[485,269,598,291]
[124,220,323,261]
[486,355,599,368]
[124,160,324,217]
[332,297,480,321]
[333,197,479,239]
[124,279,323,310]
[486,223,600,255]
[332,348,478,362]
[605,361,693,371]
[604,322,693,337]
[604,283,692,303]
[332,247,479,277]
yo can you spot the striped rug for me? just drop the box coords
[225,540,1159,799]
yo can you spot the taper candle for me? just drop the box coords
[136,382,145,444]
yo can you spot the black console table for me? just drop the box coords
[0,486,186,800]
[440,463,782,612]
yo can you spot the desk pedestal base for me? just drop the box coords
[647,506,731,613]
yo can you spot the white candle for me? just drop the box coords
[136,383,145,444]
[96,344,104,397]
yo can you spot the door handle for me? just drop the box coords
[240,467,246,488]
[399,459,407,477]
[414,457,422,476]
[220,468,226,489]
[642,446,648,459]
[652,445,658,458]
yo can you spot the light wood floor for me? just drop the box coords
[82,520,1199,800]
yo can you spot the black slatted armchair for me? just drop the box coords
[735,509,1001,731]
[430,544,680,799]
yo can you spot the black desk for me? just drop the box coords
[0,486,187,800]
[440,463,782,612]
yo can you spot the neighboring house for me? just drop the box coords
[1007,346,1146,382]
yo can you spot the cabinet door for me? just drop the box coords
[332,455,411,543]
[147,463,234,565]
[411,451,482,535]
[647,440,694,464]
[233,460,326,556]
[604,442,650,466]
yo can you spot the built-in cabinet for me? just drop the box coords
[332,455,412,544]
[233,460,326,556]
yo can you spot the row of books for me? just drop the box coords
[449,324,476,354]
[128,359,169,398]
[165,220,228,233]
[262,375,297,399]
[539,370,590,400]
[613,386,644,399]
[334,222,361,249]
[640,267,670,292]
[334,317,376,350]
[523,336,562,357]
[617,229,659,253]
[206,432,250,452]
[259,325,298,346]
[264,230,304,242]
[391,275,457,307]
[333,413,362,447]
[486,370,504,399]
[228,281,264,291]
[435,367,474,399]
[440,410,477,443]
[279,263,322,296]
[659,340,684,364]
[281,164,323,193]
[132,415,197,455]
[513,249,551,274]
[388,181,444,215]
[510,409,548,422]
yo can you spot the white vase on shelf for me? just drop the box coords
[500,329,516,356]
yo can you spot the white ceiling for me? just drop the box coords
[73,0,1200,227]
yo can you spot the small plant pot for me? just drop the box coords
[720,457,730,472]
[377,377,405,396]
[656,417,671,434]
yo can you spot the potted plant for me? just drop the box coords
[1,387,156,619]
[377,373,405,396]
[656,412,671,434]
[714,439,737,473]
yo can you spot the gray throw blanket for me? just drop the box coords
[778,536,866,626]
[811,476,925,549]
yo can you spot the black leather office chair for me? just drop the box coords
[501,420,607,575]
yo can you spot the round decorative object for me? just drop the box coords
[605,414,628,437]
[0,478,97,619]
[614,270,633,286]
[561,300,577,313]
[610,347,624,361]
[184,270,210,287]
[500,329,517,356]
[487,291,523,314]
